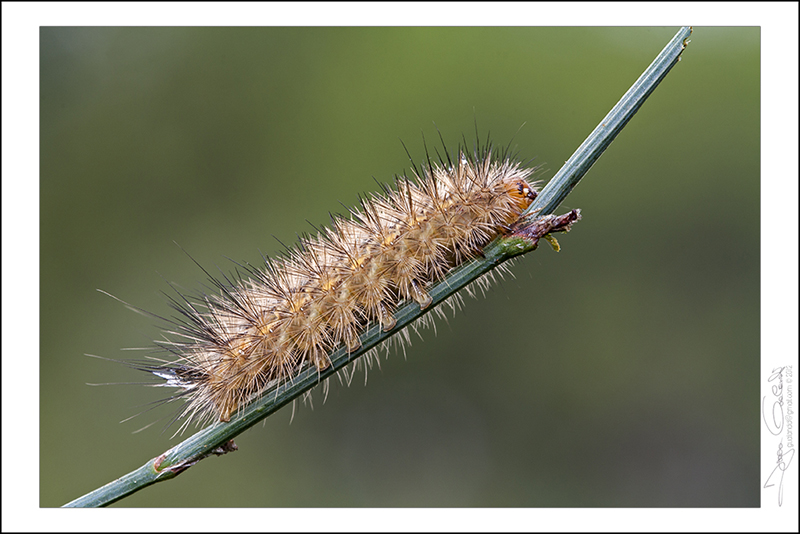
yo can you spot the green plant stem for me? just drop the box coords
[63,26,692,508]
[520,25,692,221]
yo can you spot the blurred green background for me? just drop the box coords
[40,27,759,507]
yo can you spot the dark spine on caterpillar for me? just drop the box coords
[141,140,561,429]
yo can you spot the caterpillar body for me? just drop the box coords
[129,141,580,430]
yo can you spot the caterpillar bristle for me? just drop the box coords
[106,136,576,431]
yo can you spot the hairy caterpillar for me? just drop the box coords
[120,139,580,430]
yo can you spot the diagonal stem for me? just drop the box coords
[63,26,692,508]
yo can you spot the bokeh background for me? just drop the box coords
[40,27,759,507]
